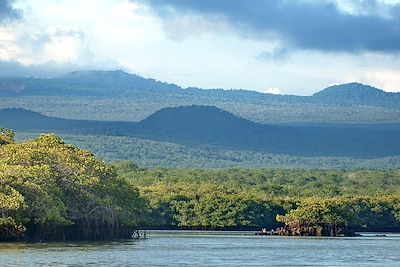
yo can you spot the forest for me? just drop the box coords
[0,129,147,241]
[15,132,400,170]
[1,130,400,241]
[114,162,400,234]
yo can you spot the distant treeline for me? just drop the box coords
[15,132,400,170]
[115,162,400,235]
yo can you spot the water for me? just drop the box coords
[0,231,399,266]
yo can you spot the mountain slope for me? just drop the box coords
[1,71,399,107]
[0,108,107,133]
[0,70,399,124]
[1,106,400,158]
[0,70,182,97]
[312,82,400,107]
[136,105,293,149]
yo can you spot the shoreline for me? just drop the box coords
[2,230,400,244]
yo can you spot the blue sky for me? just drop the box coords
[0,0,399,95]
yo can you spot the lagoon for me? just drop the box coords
[0,231,399,266]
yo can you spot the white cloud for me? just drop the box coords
[0,0,399,94]
[0,24,94,65]
[262,87,282,95]
[0,27,19,60]
[42,26,92,64]
[364,70,400,92]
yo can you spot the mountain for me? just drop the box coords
[139,105,261,137]
[136,105,293,148]
[2,70,399,106]
[312,82,400,107]
[2,106,400,158]
[0,107,102,133]
[0,70,399,124]
[0,70,182,97]
[57,70,182,94]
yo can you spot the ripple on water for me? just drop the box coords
[0,232,399,267]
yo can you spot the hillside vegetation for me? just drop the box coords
[1,70,399,124]
[3,106,400,159]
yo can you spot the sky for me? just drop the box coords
[0,0,400,95]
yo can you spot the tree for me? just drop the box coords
[0,128,14,146]
[0,133,147,241]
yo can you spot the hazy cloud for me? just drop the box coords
[0,0,21,23]
[257,47,290,62]
[141,0,400,53]
[0,25,96,65]
[0,60,122,78]
[262,87,282,94]
[0,60,81,78]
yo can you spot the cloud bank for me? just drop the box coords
[0,0,21,23]
[0,0,399,94]
[142,0,400,53]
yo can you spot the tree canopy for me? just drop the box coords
[0,131,147,241]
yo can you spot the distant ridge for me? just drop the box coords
[57,70,182,93]
[61,69,132,79]
[312,82,399,106]
[0,107,94,132]
[0,70,399,124]
[1,106,400,158]
[0,107,44,119]
[314,82,386,97]
[140,105,259,132]
[59,70,147,86]
[0,70,398,101]
[136,105,288,147]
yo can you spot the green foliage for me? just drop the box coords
[0,128,14,145]
[2,126,400,237]
[16,132,400,170]
[117,164,400,231]
[276,196,400,235]
[117,166,400,197]
[0,130,147,241]
[0,185,26,239]
[140,183,284,229]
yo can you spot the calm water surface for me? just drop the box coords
[0,231,399,266]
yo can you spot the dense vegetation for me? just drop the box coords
[0,129,146,241]
[15,132,400,170]
[115,165,400,197]
[1,70,399,124]
[3,106,400,158]
[114,162,400,234]
[2,129,400,240]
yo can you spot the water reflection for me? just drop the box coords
[0,232,399,266]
